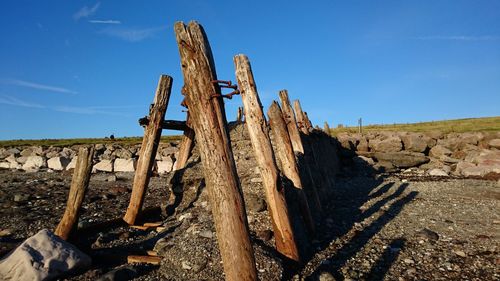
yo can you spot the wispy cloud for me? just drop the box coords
[89,19,121,24]
[413,35,500,41]
[0,95,45,108]
[0,94,136,116]
[1,78,77,95]
[73,2,100,21]
[98,26,166,42]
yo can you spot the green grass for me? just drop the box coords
[329,116,500,135]
[0,135,182,148]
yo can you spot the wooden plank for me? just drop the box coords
[267,102,315,235]
[139,117,189,131]
[55,146,94,240]
[234,54,300,262]
[123,75,173,225]
[127,255,162,265]
[172,114,194,171]
[174,21,257,281]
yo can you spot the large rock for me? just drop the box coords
[22,156,46,171]
[157,157,174,174]
[374,151,429,168]
[429,145,452,158]
[114,148,133,159]
[114,158,136,172]
[47,157,71,171]
[20,146,43,157]
[488,139,500,149]
[0,229,91,281]
[66,157,77,170]
[0,162,10,169]
[369,136,402,152]
[401,134,429,153]
[93,159,113,173]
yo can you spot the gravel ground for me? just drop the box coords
[0,125,498,280]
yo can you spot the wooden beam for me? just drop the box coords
[127,255,162,265]
[139,117,190,131]
[123,75,173,225]
[174,21,257,281]
[55,146,94,240]
[234,54,300,262]
[267,102,315,235]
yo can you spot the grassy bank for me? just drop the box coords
[0,135,181,148]
[329,116,500,135]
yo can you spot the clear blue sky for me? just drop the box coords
[1,0,499,140]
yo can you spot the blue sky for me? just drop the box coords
[0,0,499,140]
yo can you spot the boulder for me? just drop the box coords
[114,148,133,159]
[66,157,77,171]
[93,160,113,173]
[47,157,71,171]
[353,155,375,166]
[0,229,91,281]
[60,147,75,158]
[114,158,136,172]
[22,156,46,171]
[369,136,402,152]
[0,162,9,169]
[336,133,357,150]
[20,146,43,157]
[157,158,174,174]
[373,151,429,168]
[455,161,476,176]
[428,168,448,176]
[401,134,428,153]
[488,139,500,149]
[6,148,20,157]
[429,145,452,158]
[356,138,369,152]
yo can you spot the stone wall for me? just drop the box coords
[336,131,500,178]
[0,142,180,174]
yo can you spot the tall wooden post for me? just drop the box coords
[123,75,173,225]
[268,101,315,235]
[294,100,334,191]
[174,21,257,281]
[279,90,304,154]
[323,121,331,133]
[234,54,300,262]
[55,146,94,240]
[173,114,194,171]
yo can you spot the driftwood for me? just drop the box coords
[234,54,300,262]
[174,21,257,281]
[279,90,304,154]
[55,146,94,240]
[268,101,315,235]
[123,75,173,225]
[127,255,162,265]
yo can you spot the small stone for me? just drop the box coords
[257,229,273,241]
[416,228,439,241]
[428,168,448,176]
[199,230,213,239]
[453,250,467,257]
[0,229,13,237]
[181,261,192,270]
[107,174,117,182]
[178,213,192,222]
[404,258,415,264]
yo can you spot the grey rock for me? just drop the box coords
[374,151,429,168]
[0,229,91,281]
[199,230,213,239]
[96,265,138,281]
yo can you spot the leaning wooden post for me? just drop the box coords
[268,101,315,235]
[234,54,300,262]
[55,146,94,240]
[323,121,331,134]
[173,114,194,171]
[175,21,257,281]
[123,75,173,225]
[294,100,334,191]
[279,90,304,154]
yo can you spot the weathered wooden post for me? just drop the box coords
[268,101,315,235]
[281,98,322,213]
[236,106,244,123]
[323,121,331,134]
[279,90,304,154]
[294,100,334,191]
[172,114,194,171]
[123,75,173,225]
[174,21,257,281]
[234,54,300,262]
[55,146,94,240]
